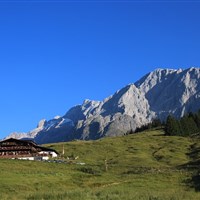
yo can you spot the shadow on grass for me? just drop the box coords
[188,142,200,159]
[179,143,200,191]
[190,173,200,191]
[180,163,200,192]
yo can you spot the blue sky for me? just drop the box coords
[0,0,199,138]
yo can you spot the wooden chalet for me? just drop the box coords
[0,138,58,160]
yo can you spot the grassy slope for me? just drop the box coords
[0,129,200,200]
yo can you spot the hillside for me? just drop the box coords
[0,130,200,199]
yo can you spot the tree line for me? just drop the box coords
[131,110,200,137]
[165,110,200,136]
[134,119,163,133]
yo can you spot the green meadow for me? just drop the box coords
[0,129,200,200]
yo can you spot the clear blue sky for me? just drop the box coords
[0,0,199,138]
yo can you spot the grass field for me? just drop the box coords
[0,129,200,199]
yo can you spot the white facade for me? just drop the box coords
[49,151,58,158]
[17,157,35,161]
[38,151,58,158]
[13,150,58,161]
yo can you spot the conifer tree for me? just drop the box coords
[165,115,181,136]
[180,115,199,136]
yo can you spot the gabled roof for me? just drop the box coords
[0,138,37,145]
[0,138,59,154]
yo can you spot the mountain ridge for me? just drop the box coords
[6,67,200,144]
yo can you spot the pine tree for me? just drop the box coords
[165,115,181,136]
[151,118,162,128]
[193,112,200,130]
[165,111,200,137]
[180,115,199,136]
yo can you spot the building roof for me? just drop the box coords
[0,138,59,154]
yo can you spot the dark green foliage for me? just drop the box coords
[134,118,162,133]
[134,124,149,133]
[151,118,162,128]
[193,110,200,129]
[180,115,198,136]
[165,115,181,136]
[133,110,200,137]
[126,129,134,135]
[165,111,200,136]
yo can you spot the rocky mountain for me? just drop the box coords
[5,67,200,144]
[135,67,200,119]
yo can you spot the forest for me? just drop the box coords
[134,110,200,137]
[165,110,200,136]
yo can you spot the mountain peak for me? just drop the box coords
[37,119,47,128]
[5,67,200,143]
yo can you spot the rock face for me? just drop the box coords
[6,67,200,144]
[135,67,200,120]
